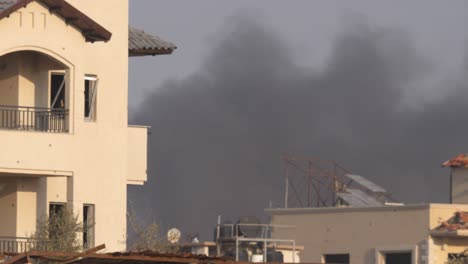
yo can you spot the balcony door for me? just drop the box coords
[50,73,65,109]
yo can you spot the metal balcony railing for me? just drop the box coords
[0,105,68,133]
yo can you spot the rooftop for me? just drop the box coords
[0,0,111,42]
[1,248,233,264]
[129,27,177,56]
[266,203,468,214]
[442,154,468,168]
[0,0,177,55]
[432,211,468,238]
[435,211,468,231]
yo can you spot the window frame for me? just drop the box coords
[84,75,98,121]
[375,245,417,264]
[83,204,95,249]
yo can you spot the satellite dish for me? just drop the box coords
[167,228,181,244]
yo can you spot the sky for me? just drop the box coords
[129,0,468,108]
[127,0,468,239]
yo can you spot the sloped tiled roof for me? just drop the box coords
[0,0,17,12]
[129,27,177,56]
[442,154,468,168]
[435,212,468,231]
[432,212,468,238]
[0,0,111,42]
[0,1,176,56]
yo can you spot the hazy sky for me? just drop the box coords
[127,1,468,239]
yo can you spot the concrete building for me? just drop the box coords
[0,0,175,251]
[266,155,468,264]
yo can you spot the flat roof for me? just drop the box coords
[265,203,468,215]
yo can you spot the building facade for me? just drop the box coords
[266,155,468,264]
[0,0,175,251]
[268,204,468,264]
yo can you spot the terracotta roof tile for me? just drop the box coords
[129,27,177,56]
[435,211,468,231]
[0,0,17,12]
[442,154,468,168]
[0,0,111,42]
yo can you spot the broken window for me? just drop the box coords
[384,252,411,264]
[83,204,95,249]
[50,73,66,109]
[84,75,98,120]
[324,254,350,264]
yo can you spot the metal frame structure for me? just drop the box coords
[215,217,298,263]
[282,155,397,208]
[282,155,352,208]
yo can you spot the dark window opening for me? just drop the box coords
[49,203,64,215]
[449,253,467,261]
[385,252,411,264]
[83,204,95,249]
[50,74,66,109]
[324,254,350,264]
[48,203,65,241]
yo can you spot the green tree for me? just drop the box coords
[30,206,83,252]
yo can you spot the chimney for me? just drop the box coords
[442,154,468,204]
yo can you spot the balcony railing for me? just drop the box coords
[0,105,68,133]
[0,237,50,253]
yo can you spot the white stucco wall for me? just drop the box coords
[0,0,147,251]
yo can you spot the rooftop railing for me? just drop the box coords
[0,105,68,133]
[216,223,296,240]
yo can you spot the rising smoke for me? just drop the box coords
[129,14,468,239]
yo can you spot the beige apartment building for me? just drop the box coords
[267,156,468,264]
[0,0,175,251]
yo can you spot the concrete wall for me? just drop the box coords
[268,204,468,264]
[0,53,19,106]
[0,0,146,251]
[127,126,148,185]
[268,205,430,263]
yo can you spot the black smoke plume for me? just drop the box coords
[129,14,468,239]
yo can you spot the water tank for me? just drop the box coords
[236,216,261,238]
[267,251,284,263]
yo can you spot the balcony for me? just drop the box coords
[0,105,68,133]
[0,237,49,253]
[0,50,71,134]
